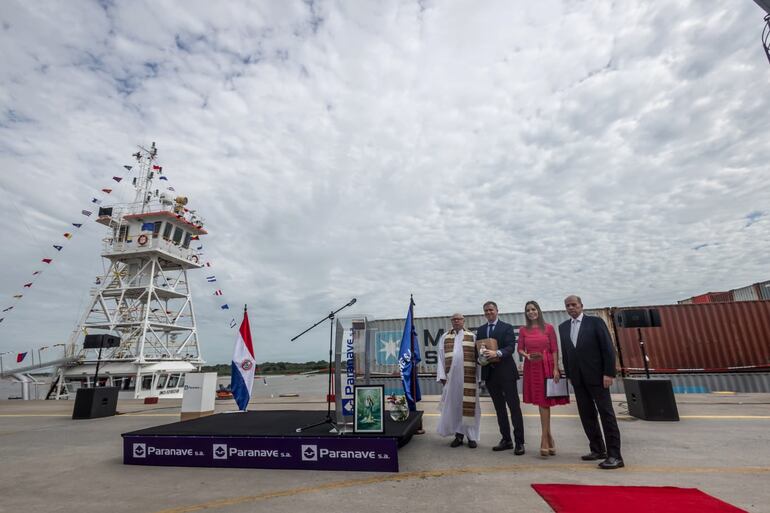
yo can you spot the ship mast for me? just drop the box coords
[53,143,207,399]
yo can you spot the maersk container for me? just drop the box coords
[364,307,615,377]
[612,302,770,374]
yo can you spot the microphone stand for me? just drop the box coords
[637,328,651,380]
[292,298,356,433]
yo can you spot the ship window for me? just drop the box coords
[182,232,191,249]
[178,374,185,387]
[157,374,168,388]
[162,222,173,240]
[118,225,129,242]
[172,227,184,244]
[152,222,162,238]
[167,374,180,388]
[141,375,153,390]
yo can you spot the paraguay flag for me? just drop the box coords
[398,295,422,411]
[230,307,255,411]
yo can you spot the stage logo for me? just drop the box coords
[375,331,401,364]
[301,444,318,461]
[213,444,228,459]
[132,443,146,458]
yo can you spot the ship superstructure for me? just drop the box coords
[52,143,207,399]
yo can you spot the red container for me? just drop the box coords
[614,302,770,373]
[691,291,733,304]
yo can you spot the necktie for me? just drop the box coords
[488,323,494,338]
[570,319,579,345]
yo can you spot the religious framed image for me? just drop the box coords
[353,385,384,433]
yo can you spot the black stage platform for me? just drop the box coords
[123,410,423,472]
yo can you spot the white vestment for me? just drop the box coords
[436,329,481,441]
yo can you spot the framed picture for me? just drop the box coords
[353,385,384,433]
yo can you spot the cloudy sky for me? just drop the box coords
[1,0,769,366]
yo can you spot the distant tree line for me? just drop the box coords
[201,361,329,376]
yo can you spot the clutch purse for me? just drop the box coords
[545,376,569,398]
[476,338,499,366]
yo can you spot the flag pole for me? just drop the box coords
[409,294,417,409]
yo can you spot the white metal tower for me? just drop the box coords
[53,143,207,399]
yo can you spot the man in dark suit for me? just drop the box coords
[479,301,525,454]
[559,295,623,469]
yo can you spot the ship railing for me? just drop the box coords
[102,236,200,264]
[97,201,200,228]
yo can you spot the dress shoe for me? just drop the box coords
[581,451,607,461]
[467,440,477,449]
[513,444,525,455]
[492,439,513,451]
[598,456,625,470]
[450,437,463,448]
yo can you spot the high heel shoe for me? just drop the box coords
[548,436,556,455]
[540,441,550,457]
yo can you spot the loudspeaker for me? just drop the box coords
[623,378,679,421]
[72,387,119,419]
[615,309,661,328]
[83,334,121,349]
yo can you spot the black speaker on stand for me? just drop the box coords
[615,309,679,421]
[72,334,121,420]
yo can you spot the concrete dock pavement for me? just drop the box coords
[0,393,768,513]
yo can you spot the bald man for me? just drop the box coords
[559,295,623,469]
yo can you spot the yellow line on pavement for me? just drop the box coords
[422,413,770,420]
[0,414,72,417]
[151,463,770,513]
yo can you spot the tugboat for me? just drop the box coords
[50,143,207,399]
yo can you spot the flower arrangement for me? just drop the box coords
[386,394,409,421]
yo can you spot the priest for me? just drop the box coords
[436,313,481,448]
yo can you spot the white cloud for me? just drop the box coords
[1,0,769,364]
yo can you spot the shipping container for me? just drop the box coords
[732,284,760,302]
[613,302,770,374]
[758,281,770,300]
[691,291,734,304]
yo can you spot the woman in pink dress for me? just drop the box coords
[518,300,569,457]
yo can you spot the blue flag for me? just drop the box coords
[141,222,155,231]
[398,296,421,411]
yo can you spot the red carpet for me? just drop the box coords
[531,484,748,513]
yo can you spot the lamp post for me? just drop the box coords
[36,346,50,400]
[53,343,66,358]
